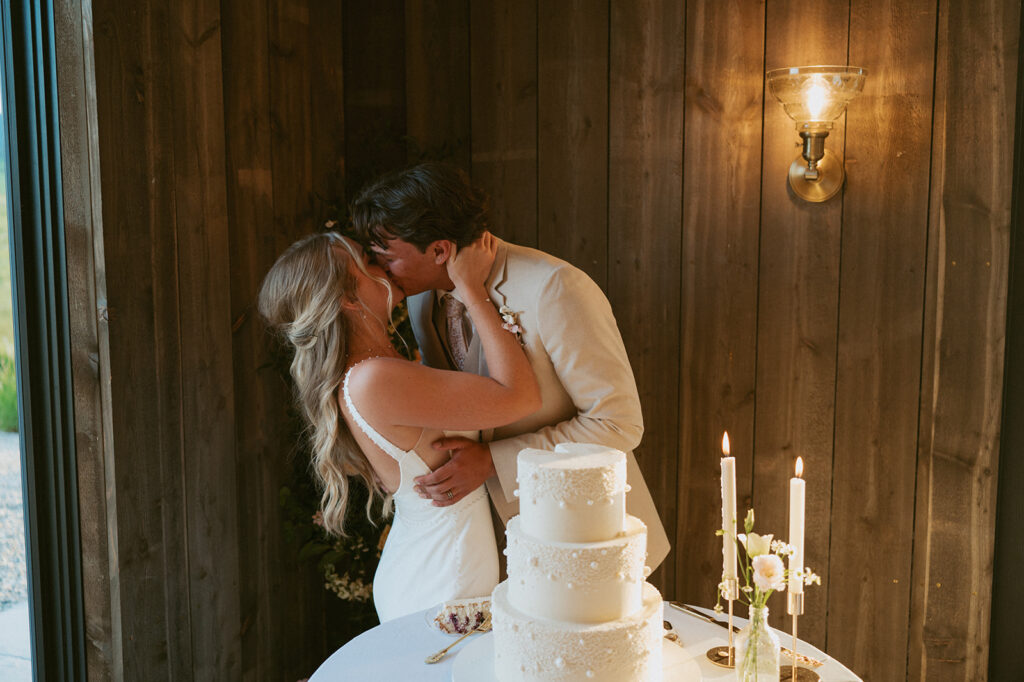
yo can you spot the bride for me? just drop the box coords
[258,230,539,622]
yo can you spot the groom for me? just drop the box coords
[350,162,670,570]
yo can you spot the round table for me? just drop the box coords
[309,603,861,681]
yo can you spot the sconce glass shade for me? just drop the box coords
[766,65,867,202]
[766,65,867,132]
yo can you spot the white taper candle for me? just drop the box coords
[720,432,737,580]
[789,457,806,594]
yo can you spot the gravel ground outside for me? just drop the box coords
[0,430,26,610]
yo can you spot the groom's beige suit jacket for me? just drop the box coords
[406,238,670,571]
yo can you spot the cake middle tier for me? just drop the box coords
[505,515,648,623]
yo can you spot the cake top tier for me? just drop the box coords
[516,445,629,543]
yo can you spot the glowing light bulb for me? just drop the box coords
[806,81,828,119]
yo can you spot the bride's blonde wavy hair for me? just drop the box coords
[257,231,395,536]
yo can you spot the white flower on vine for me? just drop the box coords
[770,539,794,556]
[752,554,786,592]
[802,568,822,586]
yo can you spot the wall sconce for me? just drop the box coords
[767,65,867,202]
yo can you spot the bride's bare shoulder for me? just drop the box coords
[345,356,420,397]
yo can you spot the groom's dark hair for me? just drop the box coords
[350,162,489,252]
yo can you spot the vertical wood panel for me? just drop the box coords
[756,0,849,646]
[93,1,190,677]
[343,0,406,197]
[608,0,684,596]
[827,2,937,677]
[222,1,279,677]
[169,1,240,676]
[469,0,538,247]
[269,0,315,232]
[676,0,765,607]
[406,0,471,169]
[537,0,609,287]
[911,0,1018,678]
[55,0,116,677]
[310,2,347,219]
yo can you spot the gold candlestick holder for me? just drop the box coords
[705,576,739,668]
[780,591,819,681]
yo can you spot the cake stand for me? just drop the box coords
[451,632,702,681]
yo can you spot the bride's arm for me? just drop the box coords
[351,233,540,431]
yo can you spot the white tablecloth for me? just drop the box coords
[309,603,861,681]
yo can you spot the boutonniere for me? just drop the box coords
[499,305,525,344]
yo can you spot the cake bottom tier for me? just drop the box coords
[491,580,663,682]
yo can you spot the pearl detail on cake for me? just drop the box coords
[590,561,599,569]
[587,499,594,506]
[513,489,520,497]
[643,565,652,577]
[586,672,595,679]
[558,500,566,508]
[566,582,574,589]
[555,657,565,669]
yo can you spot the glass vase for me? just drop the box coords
[734,605,780,681]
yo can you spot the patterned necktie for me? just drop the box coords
[442,294,469,370]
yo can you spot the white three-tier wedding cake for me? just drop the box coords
[490,443,664,681]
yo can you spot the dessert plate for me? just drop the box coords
[451,633,703,681]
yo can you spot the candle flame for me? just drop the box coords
[796,457,804,478]
[722,432,730,457]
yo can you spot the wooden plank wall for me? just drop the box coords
[67,0,1019,680]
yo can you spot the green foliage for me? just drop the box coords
[0,342,16,432]
[279,447,385,645]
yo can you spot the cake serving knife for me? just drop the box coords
[667,602,825,668]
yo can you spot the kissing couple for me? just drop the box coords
[259,162,669,623]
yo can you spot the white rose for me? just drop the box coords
[752,554,786,592]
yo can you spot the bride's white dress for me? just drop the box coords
[343,369,499,623]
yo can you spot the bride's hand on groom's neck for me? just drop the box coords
[447,232,496,298]
[412,438,496,507]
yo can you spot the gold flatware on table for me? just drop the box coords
[424,615,492,664]
[668,602,825,668]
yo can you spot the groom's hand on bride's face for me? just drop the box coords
[413,438,496,507]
